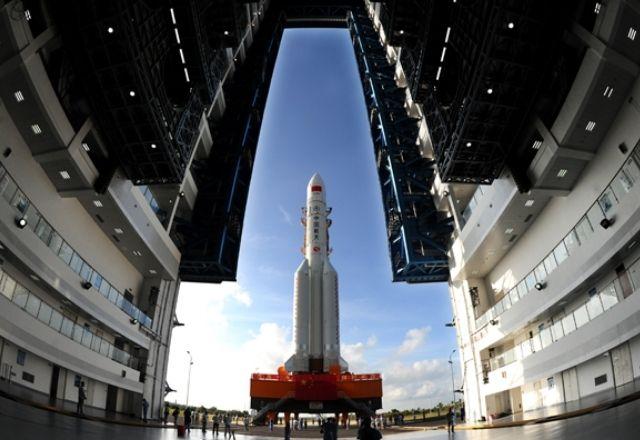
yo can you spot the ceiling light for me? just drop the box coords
[594,3,602,13]
[505,228,514,234]
[14,91,24,102]
[29,274,39,281]
[534,282,546,291]
[93,200,103,208]
[107,27,114,34]
[150,143,157,149]
[557,169,568,178]
[486,88,493,94]
[114,228,124,234]
[24,9,32,20]
[603,86,614,98]
[444,27,451,43]
[507,22,515,29]
[15,217,28,229]
[59,171,71,180]
[436,66,442,81]
[31,124,42,134]
[399,30,404,35]
[129,90,136,97]
[525,199,534,207]
[149,269,157,275]
[585,121,596,132]
[133,250,142,257]
[179,48,186,64]
[629,27,637,41]
[224,30,230,36]
[440,47,447,62]
[532,140,542,150]
[183,67,190,82]
[82,142,90,151]
[465,142,472,147]
[170,8,176,24]
[174,28,181,44]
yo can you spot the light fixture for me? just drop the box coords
[179,191,185,198]
[532,140,542,150]
[603,86,614,98]
[399,29,404,35]
[507,22,515,29]
[489,319,499,326]
[14,91,25,102]
[525,199,534,207]
[149,269,157,275]
[170,8,176,24]
[534,282,545,291]
[59,171,71,180]
[114,228,124,234]
[505,228,514,234]
[150,143,157,149]
[600,218,614,229]
[466,142,472,147]
[93,200,103,208]
[133,250,142,257]
[223,30,229,36]
[174,28,181,44]
[82,142,90,151]
[486,88,493,94]
[81,280,92,290]
[31,124,42,134]
[129,90,136,97]
[443,190,450,197]
[557,169,568,178]
[130,318,139,325]
[183,67,190,82]
[585,121,596,132]
[628,27,637,41]
[107,27,114,34]
[24,9,32,20]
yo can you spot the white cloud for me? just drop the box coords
[396,327,430,355]
[277,205,293,225]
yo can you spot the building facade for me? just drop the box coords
[0,0,267,418]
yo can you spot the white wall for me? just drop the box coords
[576,354,613,397]
[0,338,51,394]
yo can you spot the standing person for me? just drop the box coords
[460,406,465,423]
[202,410,208,432]
[269,417,274,431]
[76,382,87,415]
[244,415,250,431]
[163,406,170,424]
[185,407,193,431]
[224,414,232,437]
[357,416,382,440]
[142,398,149,422]
[172,407,180,425]
[284,421,291,440]
[213,414,220,435]
[446,407,455,433]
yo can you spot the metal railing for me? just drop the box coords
[0,267,140,370]
[0,163,152,328]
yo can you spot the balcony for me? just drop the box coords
[0,270,142,393]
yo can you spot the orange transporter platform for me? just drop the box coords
[250,369,382,415]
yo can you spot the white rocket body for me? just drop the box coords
[286,174,348,373]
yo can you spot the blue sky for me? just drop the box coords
[167,29,458,411]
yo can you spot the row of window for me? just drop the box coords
[487,267,635,372]
[0,164,152,329]
[0,267,139,369]
[476,147,640,329]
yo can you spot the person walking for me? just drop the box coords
[224,414,232,437]
[184,407,193,431]
[460,406,465,423]
[446,407,456,433]
[269,417,274,431]
[202,410,208,432]
[357,417,382,440]
[142,398,149,422]
[172,407,180,425]
[284,421,291,440]
[76,382,87,415]
[163,406,170,424]
[213,414,220,435]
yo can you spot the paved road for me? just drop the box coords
[1,395,639,440]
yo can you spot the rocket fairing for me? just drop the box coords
[285,173,348,373]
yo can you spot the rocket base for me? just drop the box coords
[250,371,382,421]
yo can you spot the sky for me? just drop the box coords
[166,29,458,411]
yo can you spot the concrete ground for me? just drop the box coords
[1,394,640,440]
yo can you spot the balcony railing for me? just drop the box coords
[0,164,152,328]
[488,260,638,373]
[0,267,140,370]
[476,145,640,329]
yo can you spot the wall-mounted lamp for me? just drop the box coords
[15,217,27,229]
[600,218,614,229]
[81,280,92,290]
[489,319,499,326]
[534,282,546,291]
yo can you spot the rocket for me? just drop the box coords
[285,173,348,373]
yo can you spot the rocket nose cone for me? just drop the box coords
[308,173,325,195]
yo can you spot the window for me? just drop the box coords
[543,253,558,274]
[48,232,63,254]
[547,377,555,388]
[35,219,53,244]
[594,374,607,386]
[10,190,29,213]
[37,302,52,324]
[0,274,17,299]
[12,285,29,308]
[553,242,569,265]
[563,229,580,254]
[534,262,547,282]
[525,272,537,291]
[58,241,73,264]
[69,253,83,274]
[16,349,26,366]
[25,294,40,316]
[49,310,63,331]
[597,187,617,214]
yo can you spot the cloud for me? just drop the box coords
[278,205,293,225]
[396,327,430,355]
[342,334,377,371]
[258,265,288,278]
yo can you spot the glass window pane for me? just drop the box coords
[525,272,537,291]
[35,219,53,244]
[99,279,111,297]
[613,169,633,195]
[575,216,593,245]
[574,305,589,328]
[79,262,92,282]
[623,156,640,183]
[99,339,110,356]
[90,271,103,291]
[108,287,119,303]
[69,253,83,274]
[534,263,547,282]
[0,274,17,299]
[37,302,52,324]
[562,315,576,334]
[2,178,18,203]
[598,187,618,214]
[91,335,101,352]
[72,324,83,343]
[24,205,40,231]
[58,241,73,264]
[600,284,618,310]
[61,317,73,337]
[12,285,29,308]
[509,288,520,304]
[517,280,528,298]
[587,203,605,230]
[10,190,29,213]
[551,321,564,341]
[48,232,63,254]
[586,295,604,319]
[49,310,63,331]
[544,253,558,274]
[564,230,580,254]
[25,293,40,316]
[540,328,553,348]
[81,329,92,347]
[553,242,569,265]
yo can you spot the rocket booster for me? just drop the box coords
[285,174,348,373]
